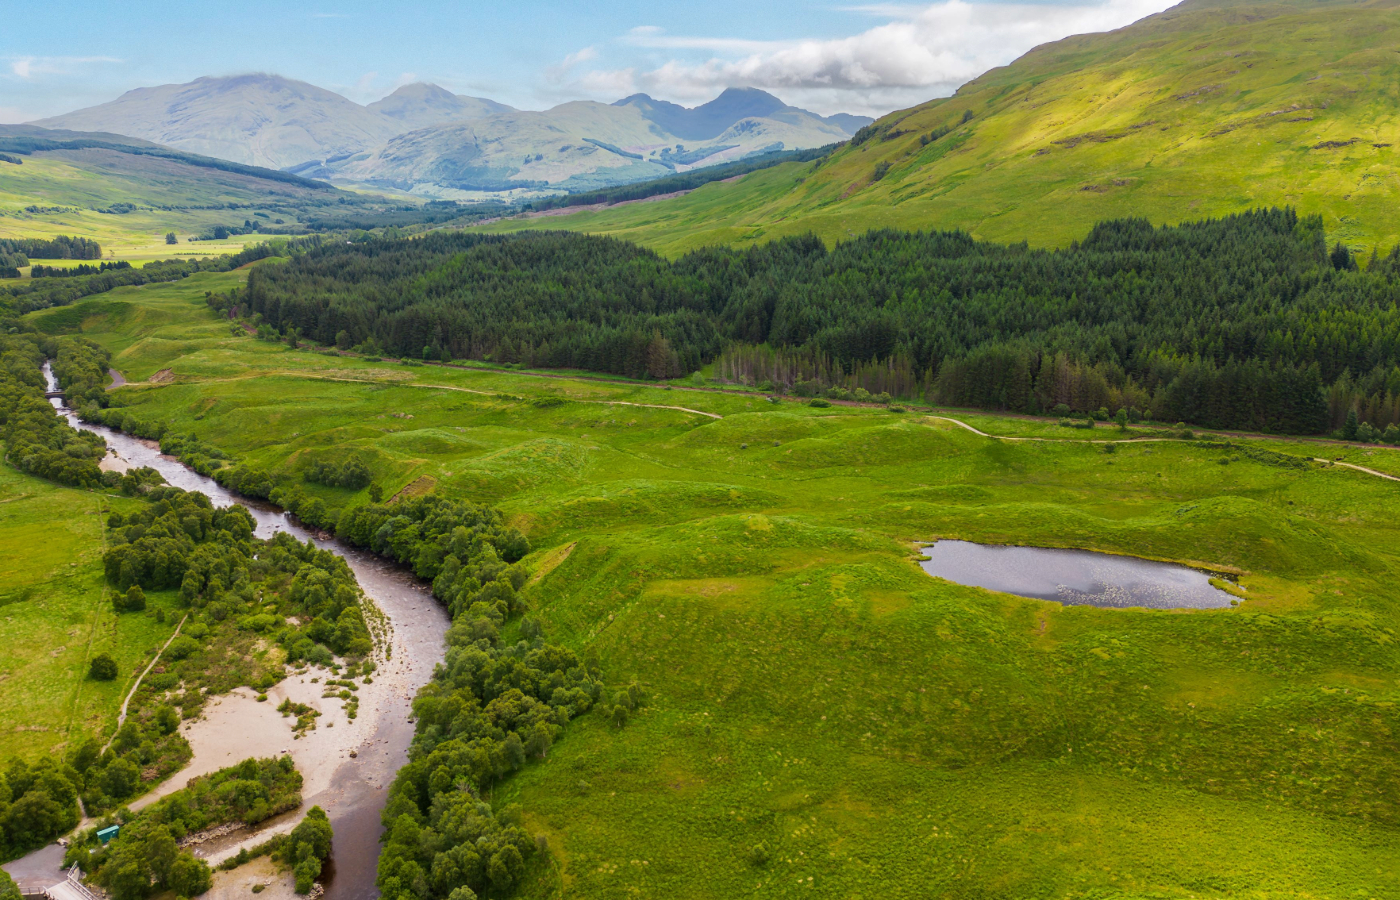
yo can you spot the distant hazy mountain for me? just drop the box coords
[617,88,871,141]
[323,88,866,195]
[36,76,870,196]
[32,75,510,171]
[365,82,515,132]
[33,74,398,170]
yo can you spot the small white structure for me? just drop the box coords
[43,866,96,900]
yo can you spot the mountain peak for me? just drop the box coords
[616,87,863,141]
[367,83,514,130]
[379,82,457,102]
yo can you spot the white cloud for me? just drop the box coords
[5,56,122,81]
[560,0,1177,116]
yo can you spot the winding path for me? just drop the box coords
[1313,459,1400,482]
[101,614,187,754]
[117,368,1398,483]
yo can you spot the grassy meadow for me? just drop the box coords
[0,460,175,762]
[22,272,1400,898]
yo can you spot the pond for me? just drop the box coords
[919,540,1235,609]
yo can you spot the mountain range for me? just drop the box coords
[33,76,870,196]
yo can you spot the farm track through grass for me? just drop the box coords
[16,271,1400,898]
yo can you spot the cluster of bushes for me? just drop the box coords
[269,482,343,532]
[157,432,229,477]
[67,709,191,815]
[304,456,372,490]
[790,382,892,404]
[31,261,132,278]
[365,495,609,900]
[67,756,304,900]
[0,756,81,860]
[336,494,530,580]
[103,488,255,590]
[270,533,373,661]
[1341,409,1400,443]
[53,336,116,409]
[286,806,333,892]
[0,334,108,487]
[213,462,278,499]
[103,490,372,668]
[216,805,333,894]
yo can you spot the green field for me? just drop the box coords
[479,0,1400,257]
[0,150,324,260]
[0,461,174,761]
[25,274,1400,898]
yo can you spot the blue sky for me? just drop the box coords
[1,0,1177,122]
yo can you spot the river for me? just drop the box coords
[21,364,450,900]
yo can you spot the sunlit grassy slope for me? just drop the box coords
[480,0,1400,255]
[0,138,335,258]
[28,274,1400,898]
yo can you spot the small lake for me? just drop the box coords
[919,540,1235,609]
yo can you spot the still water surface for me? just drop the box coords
[920,540,1234,609]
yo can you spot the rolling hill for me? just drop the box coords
[0,124,366,255]
[479,0,1400,255]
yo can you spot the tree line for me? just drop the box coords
[0,237,318,314]
[30,261,132,278]
[346,494,614,900]
[65,755,308,900]
[0,234,103,269]
[239,208,1400,434]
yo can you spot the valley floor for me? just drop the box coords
[13,272,1400,898]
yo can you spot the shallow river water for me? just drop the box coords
[22,364,451,900]
[920,540,1234,609]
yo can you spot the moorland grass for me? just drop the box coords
[26,278,1400,897]
[0,461,171,761]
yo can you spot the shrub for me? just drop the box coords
[89,653,118,681]
[165,636,201,661]
[117,585,146,613]
[809,398,832,408]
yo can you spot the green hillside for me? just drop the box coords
[480,0,1400,255]
[0,126,371,260]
